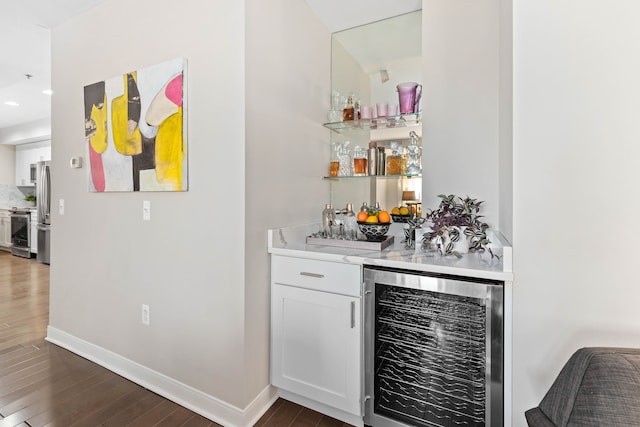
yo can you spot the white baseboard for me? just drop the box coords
[278,389,364,427]
[46,326,278,427]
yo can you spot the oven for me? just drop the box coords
[10,209,31,258]
[363,266,504,427]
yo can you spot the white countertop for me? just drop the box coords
[268,223,513,282]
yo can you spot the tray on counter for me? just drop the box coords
[305,235,394,251]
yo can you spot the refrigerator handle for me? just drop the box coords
[38,164,51,223]
[44,165,51,222]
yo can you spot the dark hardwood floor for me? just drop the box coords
[0,251,351,427]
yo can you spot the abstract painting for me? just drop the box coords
[83,58,187,192]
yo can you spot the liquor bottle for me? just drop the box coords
[386,142,402,175]
[343,95,355,121]
[405,131,422,176]
[353,146,368,176]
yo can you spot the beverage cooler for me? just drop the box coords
[363,266,504,427]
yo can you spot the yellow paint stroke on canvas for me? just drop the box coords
[111,73,142,156]
[155,107,183,190]
[89,94,108,154]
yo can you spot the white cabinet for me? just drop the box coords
[15,143,51,186]
[271,255,362,417]
[0,210,11,249]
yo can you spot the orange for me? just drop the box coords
[357,211,368,222]
[378,211,391,223]
[365,215,379,223]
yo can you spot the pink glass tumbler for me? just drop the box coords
[397,82,422,114]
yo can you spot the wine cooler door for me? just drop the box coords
[363,267,503,427]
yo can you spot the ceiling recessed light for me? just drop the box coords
[42,90,53,95]
[4,101,19,107]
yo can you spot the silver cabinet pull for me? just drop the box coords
[299,272,324,278]
[350,301,356,328]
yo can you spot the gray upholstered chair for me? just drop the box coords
[525,347,640,426]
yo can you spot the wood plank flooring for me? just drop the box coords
[0,251,352,427]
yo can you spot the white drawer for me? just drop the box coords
[271,255,361,297]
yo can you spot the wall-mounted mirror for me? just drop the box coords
[329,10,423,211]
[331,10,422,113]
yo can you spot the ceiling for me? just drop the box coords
[0,0,105,130]
[0,0,420,131]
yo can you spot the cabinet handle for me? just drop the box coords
[299,272,324,278]
[350,301,356,328]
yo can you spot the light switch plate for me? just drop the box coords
[59,199,65,215]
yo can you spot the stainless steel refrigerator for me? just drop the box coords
[36,161,51,264]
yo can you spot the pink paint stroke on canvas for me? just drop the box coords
[165,74,183,107]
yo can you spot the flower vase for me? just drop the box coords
[437,226,469,256]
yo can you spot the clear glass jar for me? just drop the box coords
[337,141,352,176]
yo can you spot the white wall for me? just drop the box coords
[49,0,329,425]
[422,0,501,229]
[513,1,640,425]
[499,0,513,243]
[49,0,251,423]
[245,0,330,407]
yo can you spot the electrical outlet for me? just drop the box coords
[142,304,150,325]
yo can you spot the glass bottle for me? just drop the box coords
[322,203,335,238]
[337,141,352,176]
[334,207,345,239]
[405,130,422,176]
[343,95,355,121]
[327,91,342,123]
[329,143,339,177]
[344,203,357,240]
[353,146,368,176]
[386,142,402,175]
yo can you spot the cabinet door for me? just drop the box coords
[15,149,31,186]
[30,222,38,254]
[0,214,11,246]
[271,284,361,415]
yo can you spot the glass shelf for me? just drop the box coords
[323,113,421,134]
[323,174,422,180]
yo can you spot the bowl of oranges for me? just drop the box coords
[391,206,411,223]
[356,210,391,241]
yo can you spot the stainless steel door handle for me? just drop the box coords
[350,301,356,328]
[299,272,324,278]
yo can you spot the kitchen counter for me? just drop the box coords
[268,223,513,282]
